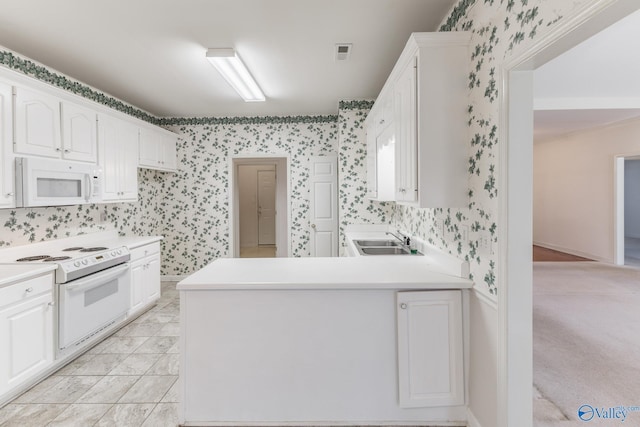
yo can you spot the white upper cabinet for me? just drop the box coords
[365,96,395,201]
[60,101,97,163]
[366,32,470,208]
[0,81,14,208]
[98,114,138,202]
[139,127,178,172]
[13,86,61,158]
[14,86,98,163]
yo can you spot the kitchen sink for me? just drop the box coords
[359,247,412,255]
[353,239,399,247]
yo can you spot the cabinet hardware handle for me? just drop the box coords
[6,192,13,197]
[380,119,385,125]
[400,303,407,309]
[55,147,62,152]
[64,149,70,153]
[25,287,33,293]
[48,302,55,307]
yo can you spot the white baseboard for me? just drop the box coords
[533,241,608,263]
[466,408,483,427]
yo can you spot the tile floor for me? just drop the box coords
[0,281,180,427]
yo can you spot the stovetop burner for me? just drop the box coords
[44,256,72,262]
[17,255,51,262]
[63,247,85,251]
[80,247,108,252]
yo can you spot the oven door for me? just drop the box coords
[58,263,130,351]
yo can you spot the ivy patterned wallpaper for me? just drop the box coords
[0,0,612,295]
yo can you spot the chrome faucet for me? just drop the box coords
[386,231,410,248]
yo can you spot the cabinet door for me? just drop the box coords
[98,115,121,201]
[98,115,138,202]
[61,101,97,163]
[393,57,418,203]
[130,259,146,315]
[365,124,377,199]
[161,134,177,171]
[118,122,139,201]
[0,81,14,208]
[138,128,160,168]
[13,86,61,158]
[396,290,464,408]
[0,292,54,395]
[145,253,161,303]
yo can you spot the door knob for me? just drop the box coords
[311,224,316,230]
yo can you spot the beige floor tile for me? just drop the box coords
[76,376,140,404]
[108,353,162,376]
[72,354,128,375]
[155,322,179,337]
[54,353,96,375]
[166,341,179,354]
[141,402,179,427]
[146,354,179,376]
[118,376,177,403]
[134,311,174,324]
[160,381,179,403]
[134,336,178,354]
[0,403,69,426]
[12,375,65,404]
[37,376,102,404]
[95,403,156,426]
[98,336,150,354]
[48,403,112,427]
[116,322,165,337]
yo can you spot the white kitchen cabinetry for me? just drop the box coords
[367,32,470,208]
[129,241,161,316]
[365,96,395,201]
[98,114,138,202]
[60,101,97,163]
[139,127,177,172]
[0,81,14,208]
[396,290,464,408]
[0,273,54,398]
[13,86,61,158]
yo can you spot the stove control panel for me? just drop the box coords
[57,247,131,283]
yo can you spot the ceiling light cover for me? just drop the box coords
[206,48,265,102]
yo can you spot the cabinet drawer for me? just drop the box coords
[0,274,53,308]
[129,242,161,261]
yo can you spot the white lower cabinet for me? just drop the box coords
[129,242,161,316]
[0,273,54,397]
[396,290,464,408]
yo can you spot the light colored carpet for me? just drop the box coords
[533,261,640,426]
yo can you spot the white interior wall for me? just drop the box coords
[238,164,276,248]
[624,159,640,238]
[533,117,640,262]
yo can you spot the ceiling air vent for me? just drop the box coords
[335,43,352,61]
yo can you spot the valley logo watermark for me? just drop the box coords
[578,404,640,422]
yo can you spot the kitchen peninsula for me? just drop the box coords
[177,254,473,426]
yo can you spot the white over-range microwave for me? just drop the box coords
[15,157,102,207]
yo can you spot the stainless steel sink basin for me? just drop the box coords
[359,247,412,255]
[353,239,399,247]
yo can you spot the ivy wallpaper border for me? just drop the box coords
[338,100,375,111]
[157,115,338,127]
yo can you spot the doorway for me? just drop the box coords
[501,1,640,426]
[615,156,640,266]
[230,156,290,258]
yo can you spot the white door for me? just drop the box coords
[309,155,338,257]
[257,170,276,245]
[13,86,61,158]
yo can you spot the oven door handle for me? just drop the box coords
[64,263,129,293]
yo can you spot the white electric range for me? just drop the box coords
[0,238,131,356]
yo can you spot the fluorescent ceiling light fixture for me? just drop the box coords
[206,48,265,102]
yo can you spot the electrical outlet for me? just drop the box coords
[460,225,469,242]
[478,230,492,254]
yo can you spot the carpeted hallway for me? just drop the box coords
[533,261,640,426]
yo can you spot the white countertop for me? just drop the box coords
[0,264,56,288]
[177,257,472,291]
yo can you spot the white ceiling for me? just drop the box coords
[0,0,457,118]
[533,8,640,141]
